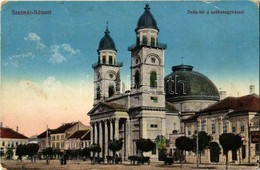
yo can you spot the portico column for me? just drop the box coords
[115,118,119,140]
[126,118,131,159]
[105,120,108,159]
[109,119,113,156]
[110,119,114,140]
[90,122,94,144]
[99,121,103,157]
[94,122,98,144]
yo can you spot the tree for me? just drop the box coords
[6,148,14,160]
[136,138,156,159]
[219,133,243,169]
[175,136,194,167]
[42,147,53,164]
[155,135,167,161]
[155,135,166,150]
[192,131,212,164]
[210,142,221,163]
[108,139,123,164]
[89,143,101,164]
[27,143,40,162]
[81,147,90,160]
[16,144,27,162]
[0,148,4,158]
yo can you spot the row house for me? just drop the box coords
[65,130,91,150]
[37,121,89,151]
[183,94,260,163]
[0,126,28,159]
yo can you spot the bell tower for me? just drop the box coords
[128,4,167,153]
[128,4,167,109]
[92,25,122,105]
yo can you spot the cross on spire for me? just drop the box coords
[144,4,150,11]
[105,21,110,34]
[181,56,184,65]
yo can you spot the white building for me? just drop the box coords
[183,94,260,163]
[87,4,220,162]
[0,126,28,159]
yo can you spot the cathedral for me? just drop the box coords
[87,4,220,161]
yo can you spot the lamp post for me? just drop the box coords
[248,122,251,163]
[196,130,199,167]
[196,118,200,167]
[46,125,49,148]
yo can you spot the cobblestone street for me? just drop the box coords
[1,160,259,170]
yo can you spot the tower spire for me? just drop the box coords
[144,4,150,11]
[105,21,110,35]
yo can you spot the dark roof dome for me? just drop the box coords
[165,65,220,101]
[98,27,117,52]
[135,4,159,32]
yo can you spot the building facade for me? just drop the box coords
[183,94,260,163]
[37,121,89,151]
[88,4,169,161]
[65,130,90,150]
[87,4,223,162]
[0,126,28,159]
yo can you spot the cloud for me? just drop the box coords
[4,52,35,68]
[50,45,66,63]
[61,44,80,56]
[43,76,62,91]
[5,33,80,67]
[49,44,80,63]
[24,32,46,49]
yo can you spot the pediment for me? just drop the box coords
[87,102,126,116]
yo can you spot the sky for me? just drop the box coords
[1,1,259,137]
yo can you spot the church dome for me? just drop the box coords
[98,28,117,52]
[135,4,159,32]
[165,65,220,101]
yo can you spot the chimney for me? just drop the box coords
[16,126,19,132]
[249,85,255,94]
[219,91,227,100]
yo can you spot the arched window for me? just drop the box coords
[109,56,113,65]
[108,85,114,97]
[150,71,157,88]
[102,56,106,64]
[151,37,155,47]
[96,86,101,99]
[142,36,148,45]
[134,70,140,89]
[136,37,140,46]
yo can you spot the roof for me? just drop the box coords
[68,130,89,139]
[87,100,127,116]
[181,114,198,123]
[136,4,159,31]
[52,122,79,134]
[98,27,116,52]
[0,127,28,139]
[199,94,260,114]
[165,65,220,102]
[102,102,126,111]
[37,129,54,138]
[165,101,179,112]
[81,131,90,140]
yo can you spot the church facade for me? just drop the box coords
[87,4,221,161]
